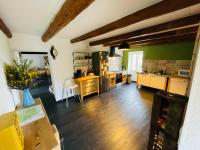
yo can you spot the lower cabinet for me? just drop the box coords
[149,75,168,90]
[137,73,189,95]
[137,74,151,87]
[122,74,127,83]
[108,73,116,89]
[137,74,167,91]
[167,77,189,96]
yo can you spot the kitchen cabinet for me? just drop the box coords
[137,74,150,87]
[122,74,127,83]
[137,73,167,91]
[149,75,168,90]
[167,77,189,96]
[107,73,116,89]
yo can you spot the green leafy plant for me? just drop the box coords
[4,59,38,90]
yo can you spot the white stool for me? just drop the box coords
[62,79,81,106]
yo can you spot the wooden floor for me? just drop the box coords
[46,83,154,150]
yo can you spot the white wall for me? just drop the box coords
[0,31,15,115]
[88,45,108,52]
[9,33,88,101]
[178,35,200,149]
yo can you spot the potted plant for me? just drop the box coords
[4,59,38,107]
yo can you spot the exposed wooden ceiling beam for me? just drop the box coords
[104,26,198,46]
[90,14,200,46]
[42,0,95,42]
[105,33,196,47]
[71,0,200,43]
[129,33,196,47]
[130,33,196,45]
[130,38,196,48]
[0,17,12,38]
[130,38,194,48]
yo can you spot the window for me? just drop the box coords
[128,51,143,81]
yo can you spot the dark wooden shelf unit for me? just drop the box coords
[147,92,188,150]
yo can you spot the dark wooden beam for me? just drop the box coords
[90,14,200,46]
[106,33,196,47]
[129,33,196,47]
[130,38,195,48]
[104,26,198,46]
[42,0,95,42]
[130,33,196,44]
[71,0,200,43]
[0,17,12,38]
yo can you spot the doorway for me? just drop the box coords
[19,52,56,108]
[128,51,143,81]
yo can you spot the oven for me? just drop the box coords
[116,73,122,84]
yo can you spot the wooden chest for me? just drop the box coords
[75,76,100,101]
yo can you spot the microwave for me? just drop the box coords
[178,69,190,77]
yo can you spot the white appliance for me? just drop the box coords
[178,69,190,77]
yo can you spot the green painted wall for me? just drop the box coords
[122,41,195,69]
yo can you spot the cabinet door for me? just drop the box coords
[150,75,167,90]
[168,78,189,96]
[137,74,150,86]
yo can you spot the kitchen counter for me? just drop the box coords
[169,75,190,79]
[137,72,189,79]
[109,70,127,75]
[137,72,190,96]
[137,73,168,90]
[138,72,168,76]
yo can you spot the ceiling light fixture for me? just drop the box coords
[118,41,130,50]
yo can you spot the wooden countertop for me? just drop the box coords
[108,71,127,75]
[107,72,116,75]
[137,72,189,79]
[169,75,190,79]
[76,75,99,81]
[137,72,169,77]
[17,99,58,150]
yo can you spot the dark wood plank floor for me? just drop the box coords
[46,83,154,150]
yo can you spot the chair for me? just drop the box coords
[62,79,81,105]
[49,85,54,94]
[52,124,64,150]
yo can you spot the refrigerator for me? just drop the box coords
[92,51,110,93]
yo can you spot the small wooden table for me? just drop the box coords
[75,75,100,101]
[17,99,58,150]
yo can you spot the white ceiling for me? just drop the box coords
[0,0,200,43]
[56,0,161,39]
[0,0,66,35]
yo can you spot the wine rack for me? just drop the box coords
[147,92,188,150]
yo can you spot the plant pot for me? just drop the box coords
[23,88,35,107]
